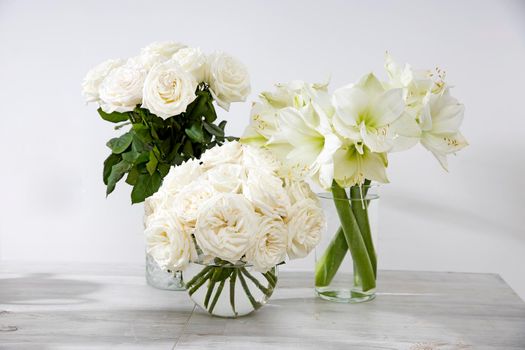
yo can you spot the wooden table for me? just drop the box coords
[1,263,524,349]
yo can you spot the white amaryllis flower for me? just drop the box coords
[142,60,198,119]
[269,103,341,188]
[419,89,468,170]
[200,141,243,169]
[203,163,245,193]
[172,180,216,228]
[206,52,251,111]
[333,141,389,187]
[245,217,288,272]
[286,198,325,259]
[98,60,147,113]
[172,47,207,83]
[145,212,195,271]
[82,58,124,103]
[242,168,291,219]
[194,193,259,263]
[332,73,418,153]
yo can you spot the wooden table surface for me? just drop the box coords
[0,263,524,350]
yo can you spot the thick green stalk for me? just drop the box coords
[314,227,347,287]
[331,181,376,292]
[350,182,377,277]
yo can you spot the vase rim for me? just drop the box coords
[316,185,380,202]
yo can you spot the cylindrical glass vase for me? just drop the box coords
[315,184,379,303]
[146,253,185,291]
[184,259,278,318]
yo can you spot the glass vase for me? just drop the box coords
[315,183,379,303]
[146,253,185,291]
[184,259,278,318]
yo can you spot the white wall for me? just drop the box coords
[1,0,524,299]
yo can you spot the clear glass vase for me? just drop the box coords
[145,253,185,291]
[315,183,379,303]
[184,259,278,318]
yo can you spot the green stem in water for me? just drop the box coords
[350,181,377,277]
[314,226,348,287]
[262,270,276,288]
[208,278,226,314]
[331,180,376,292]
[237,270,260,310]
[185,265,213,289]
[204,268,221,308]
[240,268,270,295]
[229,270,238,317]
[188,269,214,296]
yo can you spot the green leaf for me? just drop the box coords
[146,152,158,175]
[98,108,129,123]
[158,163,171,177]
[183,139,194,157]
[131,172,162,204]
[106,160,132,196]
[107,132,133,154]
[218,120,227,130]
[125,165,140,185]
[204,99,217,123]
[132,123,153,144]
[185,123,204,143]
[103,153,121,185]
[122,150,139,163]
[135,151,150,164]
[203,121,225,137]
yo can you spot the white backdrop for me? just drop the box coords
[1,0,524,299]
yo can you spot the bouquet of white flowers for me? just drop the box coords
[144,141,324,316]
[83,41,250,203]
[241,54,468,302]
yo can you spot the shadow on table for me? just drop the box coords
[0,273,100,306]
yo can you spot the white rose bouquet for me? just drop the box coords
[241,54,468,298]
[82,41,251,203]
[144,141,324,316]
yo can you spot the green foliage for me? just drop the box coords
[99,85,233,203]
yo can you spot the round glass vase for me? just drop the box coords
[184,259,278,318]
[314,184,379,303]
[146,253,185,291]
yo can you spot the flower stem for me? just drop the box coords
[185,265,213,289]
[237,269,260,310]
[314,226,348,287]
[262,270,276,288]
[229,270,238,317]
[350,181,377,277]
[188,269,214,296]
[331,181,376,292]
[204,268,221,308]
[208,278,226,314]
[240,268,270,295]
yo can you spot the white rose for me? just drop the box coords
[284,179,318,205]
[145,212,195,271]
[143,188,172,227]
[245,217,288,272]
[242,167,290,219]
[203,163,245,193]
[172,180,216,228]
[98,60,147,113]
[206,51,251,111]
[200,141,243,169]
[82,58,125,103]
[172,47,207,83]
[241,145,280,174]
[194,193,259,263]
[161,159,202,196]
[140,41,187,60]
[286,198,324,259]
[142,60,198,119]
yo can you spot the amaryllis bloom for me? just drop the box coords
[419,89,468,170]
[332,73,419,153]
[194,193,259,263]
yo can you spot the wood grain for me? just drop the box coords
[1,263,523,349]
